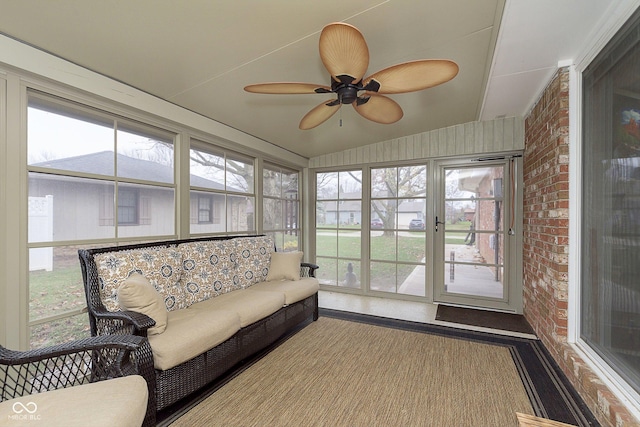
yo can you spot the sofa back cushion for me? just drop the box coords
[235,236,274,288]
[177,240,239,305]
[94,246,186,312]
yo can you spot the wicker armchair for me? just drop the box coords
[0,335,156,427]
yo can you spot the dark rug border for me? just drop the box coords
[158,308,599,427]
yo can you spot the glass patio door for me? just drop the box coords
[433,159,521,312]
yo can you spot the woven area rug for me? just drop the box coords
[161,310,598,427]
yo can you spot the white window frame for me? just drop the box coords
[568,1,640,418]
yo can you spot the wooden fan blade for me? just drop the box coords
[353,93,403,124]
[319,22,369,84]
[244,82,331,94]
[363,59,459,94]
[299,100,342,130]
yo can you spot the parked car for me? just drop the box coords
[371,218,384,228]
[409,218,425,230]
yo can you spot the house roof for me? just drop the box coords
[33,151,228,191]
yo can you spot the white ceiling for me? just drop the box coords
[0,0,621,159]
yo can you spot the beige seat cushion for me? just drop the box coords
[0,375,148,427]
[189,289,285,328]
[266,251,303,281]
[117,273,168,335]
[148,308,240,370]
[248,277,319,305]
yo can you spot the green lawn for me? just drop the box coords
[29,266,91,349]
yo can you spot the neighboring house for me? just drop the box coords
[29,151,244,243]
[321,199,424,227]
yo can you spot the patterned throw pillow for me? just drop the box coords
[177,240,238,305]
[94,246,186,312]
[235,236,274,288]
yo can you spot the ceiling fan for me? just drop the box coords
[244,22,459,130]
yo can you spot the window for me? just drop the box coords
[118,187,139,225]
[316,170,362,288]
[27,92,176,348]
[197,195,214,224]
[370,165,427,296]
[263,165,300,250]
[189,142,255,235]
[581,9,640,397]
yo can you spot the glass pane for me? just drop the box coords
[316,201,337,227]
[189,149,226,190]
[445,167,503,199]
[441,164,505,300]
[282,171,299,199]
[190,191,225,234]
[283,197,298,232]
[370,261,396,293]
[117,127,174,183]
[316,230,337,257]
[226,156,253,193]
[371,232,396,261]
[397,234,425,263]
[444,260,504,299]
[398,165,427,197]
[338,260,360,288]
[581,13,640,395]
[227,195,254,232]
[337,203,361,227]
[283,232,299,251]
[398,263,426,296]
[316,257,337,286]
[28,106,114,173]
[339,170,362,199]
[30,313,89,350]
[338,230,361,258]
[371,200,397,229]
[317,172,338,199]
[117,183,174,238]
[470,199,503,232]
[263,198,282,230]
[398,198,425,230]
[28,173,115,242]
[263,169,281,197]
[371,167,397,198]
[29,246,86,321]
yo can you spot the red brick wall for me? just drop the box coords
[523,68,640,427]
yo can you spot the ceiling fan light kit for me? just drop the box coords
[244,22,459,130]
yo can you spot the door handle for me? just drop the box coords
[435,216,445,232]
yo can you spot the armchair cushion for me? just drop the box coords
[117,273,168,335]
[266,251,303,282]
[0,375,148,427]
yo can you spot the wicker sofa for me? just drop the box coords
[0,335,156,427]
[78,235,319,414]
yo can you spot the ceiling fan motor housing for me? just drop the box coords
[332,75,367,104]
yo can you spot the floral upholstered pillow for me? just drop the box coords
[94,246,185,312]
[177,240,238,305]
[235,236,274,288]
